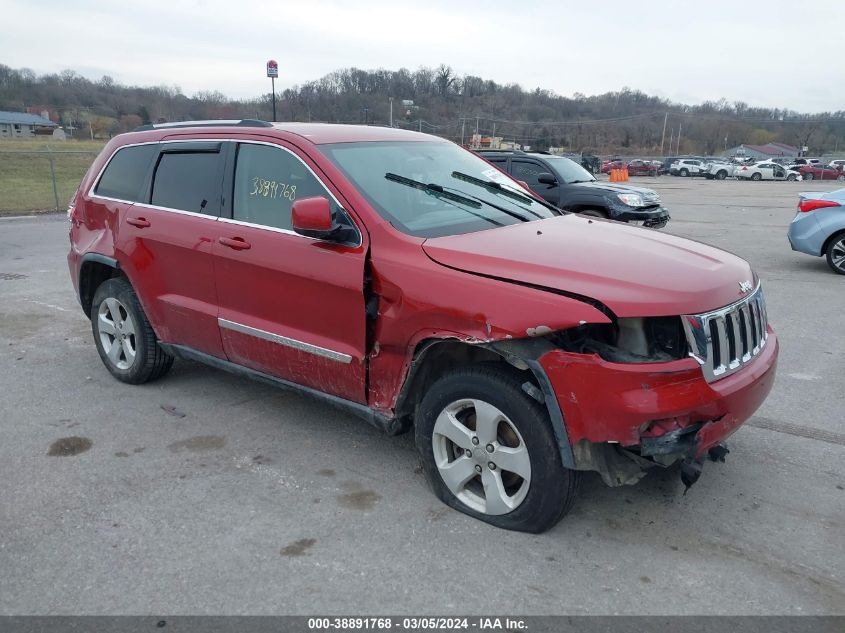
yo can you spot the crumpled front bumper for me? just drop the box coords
[538,327,778,476]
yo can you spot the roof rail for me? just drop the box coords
[474,149,527,155]
[133,119,273,132]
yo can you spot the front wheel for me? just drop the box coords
[787,174,797,181]
[716,171,728,180]
[579,208,608,219]
[679,169,689,177]
[751,173,762,181]
[91,277,173,384]
[415,364,580,533]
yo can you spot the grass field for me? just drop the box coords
[0,138,106,215]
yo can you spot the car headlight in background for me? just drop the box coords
[617,193,645,207]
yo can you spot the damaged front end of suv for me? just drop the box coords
[482,284,777,490]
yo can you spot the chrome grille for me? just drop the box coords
[681,283,768,382]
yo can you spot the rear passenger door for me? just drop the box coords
[118,141,226,358]
[212,140,369,404]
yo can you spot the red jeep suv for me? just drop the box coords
[68,120,778,532]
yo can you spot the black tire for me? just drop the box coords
[716,170,727,180]
[787,174,797,181]
[91,277,173,384]
[415,364,580,533]
[751,172,762,181]
[803,172,814,181]
[825,232,845,275]
[579,208,608,219]
[837,175,845,181]
[679,168,689,177]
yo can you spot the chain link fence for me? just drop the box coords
[0,148,99,215]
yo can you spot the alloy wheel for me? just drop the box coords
[97,297,137,370]
[432,398,531,515]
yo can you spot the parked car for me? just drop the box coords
[703,160,737,180]
[600,159,627,174]
[478,149,669,227]
[670,158,707,177]
[828,159,845,170]
[788,188,845,274]
[626,159,659,176]
[68,120,778,533]
[736,161,801,181]
[790,158,822,167]
[798,164,845,181]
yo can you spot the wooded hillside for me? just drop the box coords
[2,63,843,155]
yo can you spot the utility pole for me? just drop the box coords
[677,122,682,154]
[461,118,466,146]
[419,119,422,133]
[475,117,479,135]
[660,112,668,155]
[389,97,393,127]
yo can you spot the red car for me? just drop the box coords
[601,159,658,176]
[625,159,660,176]
[68,121,778,533]
[799,164,845,181]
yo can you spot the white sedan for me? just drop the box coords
[735,161,802,181]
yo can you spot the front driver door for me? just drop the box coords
[213,139,368,404]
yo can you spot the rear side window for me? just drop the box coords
[232,143,328,231]
[151,151,221,215]
[95,144,157,201]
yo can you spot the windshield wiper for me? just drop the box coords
[384,173,506,228]
[451,171,561,217]
[385,173,481,208]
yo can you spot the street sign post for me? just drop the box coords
[267,60,278,122]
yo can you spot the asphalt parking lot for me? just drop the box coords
[1,177,843,616]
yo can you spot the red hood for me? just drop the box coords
[422,215,755,317]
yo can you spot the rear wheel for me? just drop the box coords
[826,233,845,275]
[804,172,814,181]
[751,172,762,181]
[91,278,173,384]
[679,168,689,177]
[837,174,845,181]
[415,364,580,533]
[716,170,728,180]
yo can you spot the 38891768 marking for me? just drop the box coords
[250,176,297,201]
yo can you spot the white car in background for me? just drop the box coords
[736,161,802,181]
[829,159,845,170]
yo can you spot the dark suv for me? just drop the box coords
[477,150,670,228]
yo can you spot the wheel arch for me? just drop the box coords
[78,254,125,317]
[822,229,845,259]
[393,336,576,468]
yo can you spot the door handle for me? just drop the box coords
[126,217,150,228]
[218,236,251,250]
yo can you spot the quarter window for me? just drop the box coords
[151,151,221,215]
[233,143,327,230]
[95,144,157,202]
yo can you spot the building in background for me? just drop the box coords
[726,142,799,160]
[0,111,58,138]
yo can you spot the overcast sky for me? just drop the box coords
[3,0,843,113]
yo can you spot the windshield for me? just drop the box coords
[319,141,558,238]
[543,156,596,184]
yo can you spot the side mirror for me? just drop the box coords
[291,196,358,245]
[537,172,558,187]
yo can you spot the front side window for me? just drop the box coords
[511,161,547,188]
[232,143,327,230]
[151,150,221,214]
[320,140,558,238]
[95,144,157,201]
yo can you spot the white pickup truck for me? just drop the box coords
[703,160,737,180]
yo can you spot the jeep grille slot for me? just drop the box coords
[682,283,768,383]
